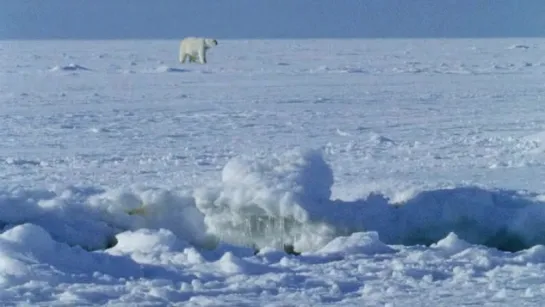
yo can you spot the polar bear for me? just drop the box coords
[179,37,218,64]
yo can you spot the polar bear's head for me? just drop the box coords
[204,38,218,48]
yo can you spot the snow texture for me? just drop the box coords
[2,38,545,305]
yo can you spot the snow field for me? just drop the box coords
[2,38,545,305]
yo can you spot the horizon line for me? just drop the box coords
[2,36,545,41]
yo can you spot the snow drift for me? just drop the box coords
[50,63,91,72]
[2,149,545,254]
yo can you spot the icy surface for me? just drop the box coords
[1,38,545,305]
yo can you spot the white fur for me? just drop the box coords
[179,37,218,64]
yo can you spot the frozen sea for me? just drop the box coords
[1,38,545,306]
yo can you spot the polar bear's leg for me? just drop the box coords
[180,53,188,63]
[179,41,187,63]
[198,48,207,64]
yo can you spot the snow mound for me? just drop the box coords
[337,187,545,252]
[393,66,430,74]
[88,187,215,249]
[0,186,117,251]
[368,132,396,145]
[191,149,545,253]
[0,186,211,252]
[215,252,273,275]
[50,63,91,72]
[109,228,189,254]
[341,66,368,74]
[307,65,368,74]
[523,131,545,153]
[0,223,186,287]
[431,232,473,255]
[316,232,396,256]
[2,223,56,253]
[194,148,337,252]
[507,44,530,50]
[155,65,188,73]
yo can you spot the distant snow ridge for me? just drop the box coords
[524,131,545,153]
[368,132,396,145]
[307,65,368,74]
[508,44,530,50]
[50,63,91,72]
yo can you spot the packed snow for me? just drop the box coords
[1,38,545,305]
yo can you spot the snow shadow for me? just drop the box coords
[335,187,545,252]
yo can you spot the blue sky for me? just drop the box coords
[1,0,544,39]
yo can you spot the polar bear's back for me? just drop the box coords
[180,37,201,48]
[181,36,200,43]
[180,37,217,49]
